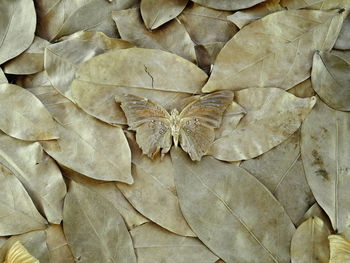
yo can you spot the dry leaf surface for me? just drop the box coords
[191,0,265,11]
[329,234,350,263]
[5,241,39,263]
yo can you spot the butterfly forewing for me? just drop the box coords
[116,94,172,158]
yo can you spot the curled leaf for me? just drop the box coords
[0,84,58,141]
[329,234,350,263]
[5,241,39,263]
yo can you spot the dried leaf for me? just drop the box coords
[46,225,75,263]
[0,0,36,65]
[0,163,47,236]
[63,181,137,263]
[280,0,350,10]
[0,237,7,248]
[195,42,225,73]
[298,203,333,230]
[117,134,195,236]
[202,9,346,92]
[209,88,316,161]
[301,99,350,232]
[71,48,207,125]
[130,222,219,262]
[3,37,49,75]
[241,131,315,224]
[45,31,133,101]
[329,234,350,263]
[63,167,149,229]
[227,0,282,29]
[0,68,7,84]
[311,50,350,111]
[178,3,237,44]
[288,79,316,98]
[112,8,196,63]
[29,86,133,184]
[0,231,49,263]
[0,132,66,224]
[0,84,58,141]
[334,14,350,50]
[140,0,188,30]
[190,0,265,11]
[171,148,295,263]
[36,0,137,41]
[15,71,51,89]
[290,217,331,263]
[5,241,39,263]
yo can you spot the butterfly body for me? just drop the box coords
[116,91,233,161]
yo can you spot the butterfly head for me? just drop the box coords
[170,109,181,147]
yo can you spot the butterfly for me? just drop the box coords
[116,91,234,161]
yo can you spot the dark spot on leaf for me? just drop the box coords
[316,169,329,180]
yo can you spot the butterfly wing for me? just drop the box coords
[179,91,234,161]
[116,94,172,158]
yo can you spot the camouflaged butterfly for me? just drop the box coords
[116,91,233,161]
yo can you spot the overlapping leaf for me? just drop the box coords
[191,0,265,11]
[334,14,350,50]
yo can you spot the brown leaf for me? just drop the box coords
[195,42,225,73]
[5,241,39,263]
[178,3,237,44]
[46,225,75,263]
[45,31,133,101]
[63,181,137,263]
[171,148,295,263]
[130,222,219,262]
[0,163,47,236]
[241,131,315,224]
[202,9,346,92]
[208,88,316,161]
[288,79,316,98]
[0,84,59,141]
[71,48,207,125]
[140,0,188,30]
[191,0,265,11]
[0,0,36,64]
[291,217,331,263]
[3,37,49,75]
[0,131,66,224]
[301,99,350,232]
[35,0,137,41]
[311,50,350,111]
[29,86,133,184]
[112,8,196,63]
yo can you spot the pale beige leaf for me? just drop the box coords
[45,31,133,101]
[130,222,219,263]
[0,237,7,248]
[112,8,196,63]
[140,0,188,30]
[0,68,7,84]
[329,234,350,263]
[3,37,48,75]
[227,0,282,28]
[0,0,36,64]
[36,0,137,41]
[178,3,237,44]
[0,231,49,263]
[209,88,316,161]
[0,163,47,236]
[334,14,350,50]
[298,203,333,230]
[62,167,149,229]
[288,79,316,98]
[5,241,39,263]
[202,9,346,92]
[171,148,295,263]
[0,132,66,224]
[195,42,225,73]
[301,99,350,232]
[191,0,265,11]
[117,134,195,236]
[0,84,58,141]
[46,225,75,263]
[15,71,51,89]
[71,48,207,125]
[241,131,315,224]
[291,217,331,263]
[280,0,350,10]
[311,50,350,111]
[29,86,133,184]
[63,181,137,263]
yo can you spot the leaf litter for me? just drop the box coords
[0,1,349,262]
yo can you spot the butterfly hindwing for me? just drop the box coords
[179,91,234,161]
[116,94,172,158]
